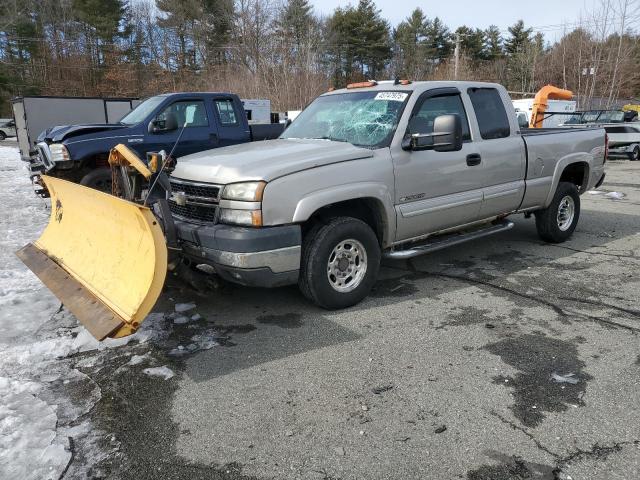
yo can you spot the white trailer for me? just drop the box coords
[12,96,139,161]
[241,99,272,124]
[512,98,577,128]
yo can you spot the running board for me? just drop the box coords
[384,220,514,260]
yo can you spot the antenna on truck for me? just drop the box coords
[143,120,188,207]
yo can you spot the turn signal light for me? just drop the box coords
[347,81,378,89]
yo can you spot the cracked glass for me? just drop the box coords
[281,91,410,148]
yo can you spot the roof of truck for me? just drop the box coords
[324,80,505,96]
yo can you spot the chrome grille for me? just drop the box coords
[169,202,219,223]
[168,178,222,224]
[170,178,221,200]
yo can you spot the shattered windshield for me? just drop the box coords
[119,96,165,125]
[281,91,410,148]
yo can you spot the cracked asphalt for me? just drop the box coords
[81,159,639,480]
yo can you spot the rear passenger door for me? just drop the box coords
[466,87,526,218]
[393,88,484,240]
[212,97,251,147]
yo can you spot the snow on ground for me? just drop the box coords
[142,365,175,380]
[0,146,74,479]
[0,146,153,479]
[0,145,218,478]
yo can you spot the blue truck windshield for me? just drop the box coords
[119,96,166,125]
[281,91,409,148]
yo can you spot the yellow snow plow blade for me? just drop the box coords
[16,175,167,340]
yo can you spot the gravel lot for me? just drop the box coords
[3,141,639,480]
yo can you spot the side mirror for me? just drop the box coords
[402,114,463,152]
[149,112,179,134]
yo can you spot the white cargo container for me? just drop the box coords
[512,98,577,128]
[11,96,139,161]
[241,99,271,124]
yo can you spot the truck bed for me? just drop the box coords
[521,126,603,135]
[250,123,286,141]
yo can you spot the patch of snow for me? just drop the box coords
[175,302,196,313]
[173,315,190,324]
[587,189,626,200]
[143,365,175,380]
[551,372,579,384]
[191,313,202,321]
[604,191,625,200]
[0,377,71,480]
[127,354,150,366]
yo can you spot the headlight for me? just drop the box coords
[222,181,266,201]
[219,208,262,227]
[49,144,71,163]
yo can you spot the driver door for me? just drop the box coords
[392,89,484,241]
[143,99,219,158]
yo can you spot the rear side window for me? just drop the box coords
[215,99,239,126]
[468,88,510,139]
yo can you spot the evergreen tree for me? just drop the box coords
[354,0,392,78]
[484,25,503,59]
[394,8,429,78]
[73,0,126,66]
[424,17,452,62]
[278,0,315,49]
[156,0,199,69]
[455,25,485,61]
[504,19,532,55]
[327,0,391,83]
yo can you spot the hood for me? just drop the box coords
[38,124,128,143]
[171,138,374,184]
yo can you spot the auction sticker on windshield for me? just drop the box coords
[374,92,408,102]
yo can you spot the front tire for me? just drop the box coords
[534,182,580,243]
[0,131,6,141]
[80,168,112,193]
[628,145,640,161]
[299,217,380,309]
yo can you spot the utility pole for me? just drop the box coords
[454,33,461,80]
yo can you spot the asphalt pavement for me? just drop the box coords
[78,158,639,480]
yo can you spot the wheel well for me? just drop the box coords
[303,198,386,246]
[559,162,589,192]
[82,153,110,169]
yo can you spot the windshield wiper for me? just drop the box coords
[313,136,349,143]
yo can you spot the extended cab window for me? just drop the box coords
[215,99,239,126]
[468,88,510,139]
[409,93,471,141]
[157,100,209,128]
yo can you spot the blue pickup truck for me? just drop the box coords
[32,92,285,194]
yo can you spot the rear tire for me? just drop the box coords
[628,145,640,161]
[534,182,580,243]
[80,168,112,193]
[298,217,380,309]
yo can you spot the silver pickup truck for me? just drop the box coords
[167,81,607,309]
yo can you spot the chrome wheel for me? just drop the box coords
[326,238,367,293]
[557,195,575,231]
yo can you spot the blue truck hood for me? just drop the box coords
[38,124,129,143]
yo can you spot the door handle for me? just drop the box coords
[466,153,482,166]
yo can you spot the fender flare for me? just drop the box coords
[543,155,592,207]
[292,182,396,245]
